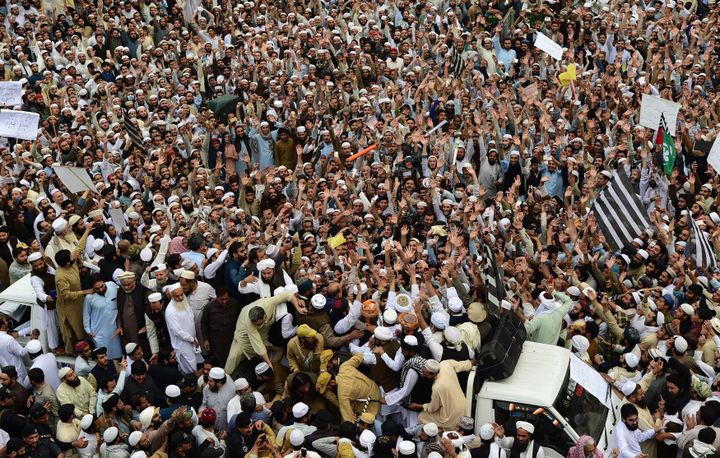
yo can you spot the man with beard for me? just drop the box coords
[117,271,155,362]
[498,421,544,458]
[286,324,324,374]
[142,263,171,293]
[502,151,525,196]
[56,367,96,418]
[227,412,276,457]
[178,270,216,352]
[29,251,62,354]
[179,195,198,222]
[223,242,248,301]
[84,208,112,257]
[43,216,80,269]
[201,287,240,367]
[146,292,171,353]
[165,284,201,375]
[199,367,235,430]
[621,379,659,458]
[476,145,503,197]
[615,404,665,458]
[83,275,123,360]
[238,258,293,298]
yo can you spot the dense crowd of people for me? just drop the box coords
[0,0,717,456]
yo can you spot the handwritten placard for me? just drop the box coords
[0,82,23,106]
[0,110,39,140]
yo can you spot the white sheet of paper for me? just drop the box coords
[709,136,720,173]
[570,354,611,408]
[52,166,96,193]
[109,208,128,231]
[0,110,39,140]
[534,32,564,60]
[639,94,680,136]
[0,82,23,106]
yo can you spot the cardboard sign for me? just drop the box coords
[52,166,96,193]
[639,94,680,137]
[534,32,564,60]
[0,82,23,106]
[0,110,39,140]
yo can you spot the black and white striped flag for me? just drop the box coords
[123,109,146,154]
[450,46,465,76]
[688,216,717,270]
[591,169,652,252]
[481,240,504,317]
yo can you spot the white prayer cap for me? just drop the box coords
[129,431,143,447]
[58,367,71,380]
[675,336,689,353]
[479,423,496,440]
[131,452,147,458]
[140,248,153,262]
[422,422,439,437]
[28,252,42,262]
[80,414,94,430]
[289,429,305,447]
[374,327,393,341]
[680,303,694,316]
[311,294,326,309]
[103,427,119,443]
[209,367,225,380]
[179,270,195,280]
[148,292,162,302]
[168,283,182,293]
[571,335,589,353]
[292,402,309,418]
[139,406,156,429]
[424,359,441,373]
[383,308,398,324]
[398,440,416,455]
[234,378,249,390]
[567,286,581,297]
[448,296,464,313]
[621,380,638,397]
[443,326,461,344]
[93,239,105,251]
[26,340,42,354]
[52,218,68,232]
[430,311,450,330]
[165,385,181,398]
[516,420,535,434]
[125,343,138,354]
[359,429,376,447]
[624,352,639,368]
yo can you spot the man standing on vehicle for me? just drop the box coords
[497,421,544,458]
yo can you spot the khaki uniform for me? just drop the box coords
[336,354,380,423]
[55,232,89,353]
[224,292,293,376]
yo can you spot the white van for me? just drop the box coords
[466,341,625,458]
[0,274,74,367]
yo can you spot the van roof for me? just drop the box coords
[478,341,570,407]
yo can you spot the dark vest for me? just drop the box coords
[442,342,471,388]
[509,439,540,458]
[369,340,401,392]
[33,270,56,310]
[408,371,433,405]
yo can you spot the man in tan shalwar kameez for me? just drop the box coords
[418,359,474,431]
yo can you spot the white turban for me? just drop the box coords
[257,258,276,271]
[516,421,535,434]
[571,335,590,354]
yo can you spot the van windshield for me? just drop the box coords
[553,366,609,443]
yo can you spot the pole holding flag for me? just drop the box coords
[656,113,676,176]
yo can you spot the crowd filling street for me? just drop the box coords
[0,0,718,456]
